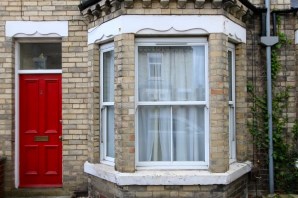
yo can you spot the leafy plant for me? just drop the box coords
[248,16,298,194]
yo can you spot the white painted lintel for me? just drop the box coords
[84,161,252,186]
[88,15,246,44]
[6,21,68,38]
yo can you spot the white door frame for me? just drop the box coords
[14,40,63,188]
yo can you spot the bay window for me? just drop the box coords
[136,38,209,167]
[100,43,115,164]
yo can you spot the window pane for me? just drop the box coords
[103,50,114,102]
[172,106,205,161]
[138,106,171,161]
[228,50,233,101]
[20,43,61,70]
[106,106,115,158]
[138,46,205,102]
[228,47,236,160]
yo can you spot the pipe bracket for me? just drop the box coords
[260,36,279,46]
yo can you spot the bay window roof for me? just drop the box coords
[77,0,251,23]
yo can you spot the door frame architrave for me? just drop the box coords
[14,39,62,188]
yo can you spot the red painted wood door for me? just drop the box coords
[19,74,62,187]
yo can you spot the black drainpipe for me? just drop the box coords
[78,0,101,11]
[238,0,266,13]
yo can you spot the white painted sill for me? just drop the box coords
[84,161,252,186]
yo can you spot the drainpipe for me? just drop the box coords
[78,0,100,11]
[260,0,279,194]
[240,0,298,194]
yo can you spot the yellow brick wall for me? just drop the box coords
[209,33,230,172]
[0,0,89,195]
[114,34,136,172]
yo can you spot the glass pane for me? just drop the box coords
[228,50,233,101]
[172,106,205,161]
[138,46,205,102]
[138,106,171,161]
[106,106,115,158]
[20,43,61,70]
[103,50,114,102]
[229,106,235,159]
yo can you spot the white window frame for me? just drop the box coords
[135,38,209,169]
[100,43,115,165]
[17,39,63,74]
[228,43,236,162]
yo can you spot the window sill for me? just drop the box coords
[84,161,252,185]
[100,160,115,167]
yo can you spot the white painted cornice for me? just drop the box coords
[88,15,246,44]
[5,21,68,38]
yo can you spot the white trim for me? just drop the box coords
[14,42,20,188]
[84,161,252,185]
[228,43,236,161]
[14,40,63,188]
[88,15,246,44]
[6,21,68,37]
[204,43,210,164]
[18,70,62,74]
[100,42,114,51]
[137,101,207,106]
[136,37,208,45]
[15,39,62,43]
[100,43,115,165]
[135,38,209,167]
[135,43,140,166]
[17,40,62,71]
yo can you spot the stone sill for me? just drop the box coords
[84,161,252,186]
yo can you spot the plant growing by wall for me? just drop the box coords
[247,16,298,194]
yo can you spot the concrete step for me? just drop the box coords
[6,197,71,198]
[5,188,84,197]
[6,195,88,198]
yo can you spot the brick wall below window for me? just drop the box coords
[88,174,249,198]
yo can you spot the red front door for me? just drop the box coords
[19,74,62,187]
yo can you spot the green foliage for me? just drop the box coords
[292,121,298,140]
[247,16,298,193]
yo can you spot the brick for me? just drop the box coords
[135,192,153,197]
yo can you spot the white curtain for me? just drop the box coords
[138,46,205,162]
[173,106,205,161]
[138,106,171,161]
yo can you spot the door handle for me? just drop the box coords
[59,135,63,141]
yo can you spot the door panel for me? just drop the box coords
[23,79,40,134]
[20,74,62,187]
[24,145,39,175]
[44,79,60,134]
[44,145,59,175]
